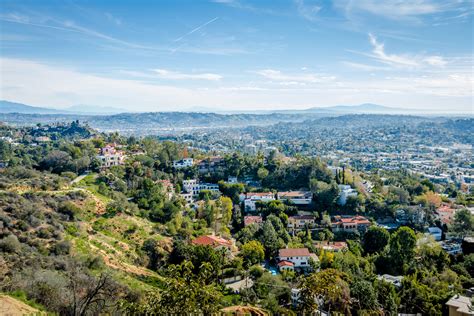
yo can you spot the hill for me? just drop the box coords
[0,100,66,114]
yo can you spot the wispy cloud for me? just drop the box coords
[121,69,222,81]
[359,33,448,69]
[105,12,122,26]
[173,17,219,42]
[256,69,336,84]
[0,12,162,51]
[152,69,222,81]
[368,33,420,67]
[341,61,390,71]
[294,0,322,22]
[336,0,474,23]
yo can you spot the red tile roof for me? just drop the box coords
[279,248,311,257]
[244,216,263,226]
[334,215,370,225]
[192,235,232,248]
[278,260,294,267]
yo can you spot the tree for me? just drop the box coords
[388,226,417,274]
[451,209,473,238]
[259,221,282,258]
[123,261,223,314]
[219,196,233,234]
[299,269,351,314]
[310,180,339,210]
[363,226,390,255]
[240,240,265,267]
[375,279,399,315]
[257,167,269,180]
[350,278,377,312]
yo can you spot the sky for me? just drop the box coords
[0,0,473,113]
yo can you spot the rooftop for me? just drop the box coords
[192,235,232,248]
[279,248,311,257]
[446,295,473,315]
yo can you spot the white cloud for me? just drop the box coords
[0,58,471,112]
[367,34,449,69]
[336,0,473,21]
[152,69,222,81]
[256,69,336,83]
[368,33,419,67]
[423,56,447,67]
[342,61,390,71]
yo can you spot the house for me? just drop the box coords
[278,248,318,271]
[446,295,473,316]
[192,235,233,251]
[436,204,457,225]
[277,191,313,205]
[227,176,238,184]
[97,144,125,168]
[288,215,316,230]
[182,179,220,197]
[240,192,275,213]
[332,215,371,233]
[180,192,194,204]
[440,240,463,255]
[277,260,294,271]
[396,207,426,225]
[377,274,403,288]
[172,158,194,169]
[244,215,263,227]
[314,241,348,252]
[427,227,443,241]
[337,185,358,205]
[156,180,174,199]
[198,156,226,174]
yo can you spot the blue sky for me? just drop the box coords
[0,0,472,113]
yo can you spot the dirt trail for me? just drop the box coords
[0,295,42,316]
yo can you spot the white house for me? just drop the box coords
[96,144,125,168]
[240,192,275,212]
[277,191,313,205]
[278,248,318,271]
[173,158,194,169]
[182,179,219,197]
[337,185,358,205]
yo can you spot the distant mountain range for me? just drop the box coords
[0,100,415,115]
[0,100,126,115]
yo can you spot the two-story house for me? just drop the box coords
[332,215,371,233]
[277,248,318,271]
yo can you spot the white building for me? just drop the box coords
[240,192,275,212]
[337,184,358,205]
[97,144,125,168]
[278,248,318,271]
[173,158,194,169]
[278,191,313,205]
[182,179,219,197]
